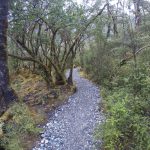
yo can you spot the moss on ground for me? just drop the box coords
[0,69,75,150]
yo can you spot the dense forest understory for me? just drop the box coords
[0,0,150,150]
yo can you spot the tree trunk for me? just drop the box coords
[106,23,111,38]
[133,0,141,29]
[0,0,16,115]
[106,3,111,38]
[67,59,74,85]
[38,65,54,89]
[55,72,66,85]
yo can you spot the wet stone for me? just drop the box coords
[33,68,104,150]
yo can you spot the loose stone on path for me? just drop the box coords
[33,68,104,150]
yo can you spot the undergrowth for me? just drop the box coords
[80,36,150,149]
[94,63,150,150]
[0,70,75,150]
[0,103,42,150]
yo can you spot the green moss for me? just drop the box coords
[0,103,41,150]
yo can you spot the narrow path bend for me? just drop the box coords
[33,68,104,150]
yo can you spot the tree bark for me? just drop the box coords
[0,0,16,115]
[54,71,66,85]
[67,58,74,85]
[133,0,141,29]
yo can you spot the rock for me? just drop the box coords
[32,68,104,150]
[41,139,49,144]
[41,134,45,138]
[55,113,58,117]
[45,139,49,144]
[40,144,44,147]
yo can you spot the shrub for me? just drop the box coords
[0,103,41,150]
[80,42,118,86]
[95,64,150,150]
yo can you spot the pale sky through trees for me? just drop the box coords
[76,0,150,6]
[76,0,129,12]
[76,0,150,15]
[76,0,123,5]
[76,0,129,11]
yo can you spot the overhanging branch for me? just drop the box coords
[8,53,47,69]
[120,45,150,65]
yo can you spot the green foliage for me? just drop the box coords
[0,103,41,150]
[6,0,150,150]
[9,0,90,85]
[95,64,150,150]
[80,41,118,86]
[80,7,150,148]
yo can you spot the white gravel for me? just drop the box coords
[33,68,104,150]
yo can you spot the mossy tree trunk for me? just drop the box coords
[54,70,66,85]
[67,58,74,85]
[0,0,16,115]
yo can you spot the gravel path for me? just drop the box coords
[33,68,104,150]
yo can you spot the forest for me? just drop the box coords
[0,0,150,150]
